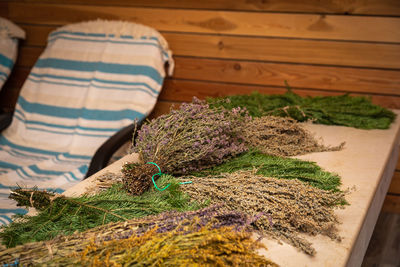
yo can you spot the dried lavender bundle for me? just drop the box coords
[0,205,259,266]
[244,116,345,157]
[123,97,249,195]
[180,170,347,255]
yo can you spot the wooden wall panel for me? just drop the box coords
[13,42,400,96]
[1,0,400,212]
[14,25,400,69]
[165,33,400,69]
[7,3,400,42]
[18,0,400,16]
[172,58,400,95]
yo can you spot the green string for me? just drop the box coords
[146,162,192,191]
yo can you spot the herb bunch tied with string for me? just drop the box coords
[123,98,249,195]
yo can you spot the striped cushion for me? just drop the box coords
[0,20,173,224]
[0,17,25,90]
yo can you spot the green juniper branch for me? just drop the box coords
[207,89,396,129]
[0,176,203,248]
[193,151,342,192]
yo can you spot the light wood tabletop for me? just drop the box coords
[63,110,400,267]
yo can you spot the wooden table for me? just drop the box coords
[64,110,400,267]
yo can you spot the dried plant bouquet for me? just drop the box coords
[122,98,249,195]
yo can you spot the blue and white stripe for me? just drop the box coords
[0,20,173,224]
[0,38,17,90]
[0,17,25,90]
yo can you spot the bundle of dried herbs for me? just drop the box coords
[180,170,346,255]
[0,175,202,248]
[0,205,275,266]
[243,116,345,157]
[194,151,342,192]
[208,90,396,129]
[46,226,276,266]
[123,97,249,195]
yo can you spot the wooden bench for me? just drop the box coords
[63,117,400,266]
[0,1,400,264]
[1,0,399,213]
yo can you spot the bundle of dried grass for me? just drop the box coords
[180,170,346,255]
[0,205,276,266]
[49,225,277,266]
[244,116,345,157]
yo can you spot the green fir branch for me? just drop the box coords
[1,176,203,248]
[193,151,342,192]
[207,89,396,129]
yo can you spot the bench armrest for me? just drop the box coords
[84,121,143,179]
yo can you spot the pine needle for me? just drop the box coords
[193,151,342,192]
[0,176,203,248]
[207,90,396,129]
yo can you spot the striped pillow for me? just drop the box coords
[0,17,25,90]
[0,20,173,224]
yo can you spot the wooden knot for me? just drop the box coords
[233,63,241,71]
[218,41,224,50]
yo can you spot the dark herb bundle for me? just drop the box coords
[123,97,249,195]
[194,151,342,192]
[0,205,270,266]
[208,90,396,129]
[180,170,346,255]
[0,176,202,248]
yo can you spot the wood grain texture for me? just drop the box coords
[6,3,400,43]
[148,100,178,119]
[13,0,400,16]
[14,33,400,70]
[173,57,400,96]
[383,194,400,213]
[389,171,400,195]
[165,33,400,69]
[14,25,400,96]
[3,68,400,110]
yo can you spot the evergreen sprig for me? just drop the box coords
[0,176,203,248]
[207,90,396,129]
[194,151,342,192]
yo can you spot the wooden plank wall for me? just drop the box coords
[1,0,400,212]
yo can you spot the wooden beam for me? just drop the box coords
[7,2,400,43]
[165,33,400,69]
[13,0,400,16]
[15,34,400,70]
[172,57,400,96]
